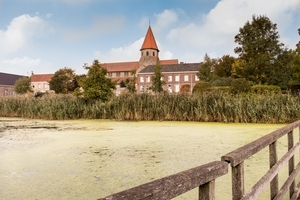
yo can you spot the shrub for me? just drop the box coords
[251,85,281,95]
[230,78,251,94]
[192,81,211,94]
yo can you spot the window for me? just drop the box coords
[168,85,172,93]
[140,77,144,82]
[195,75,199,81]
[38,83,41,88]
[146,76,150,82]
[168,76,172,82]
[116,72,120,77]
[175,75,179,82]
[146,51,149,56]
[175,85,180,93]
[153,52,155,56]
[44,83,48,89]
[4,89,8,96]
[124,72,129,77]
[140,86,144,93]
[146,85,149,92]
[184,75,189,82]
[108,72,112,77]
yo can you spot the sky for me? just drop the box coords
[0,0,299,76]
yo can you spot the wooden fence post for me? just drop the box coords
[269,141,278,199]
[199,180,215,200]
[231,162,244,200]
[288,131,295,198]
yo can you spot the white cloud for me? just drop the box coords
[167,0,300,58]
[153,10,178,31]
[0,14,48,55]
[1,56,42,75]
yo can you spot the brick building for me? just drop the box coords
[0,72,25,97]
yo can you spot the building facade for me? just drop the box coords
[0,72,25,97]
[30,73,54,93]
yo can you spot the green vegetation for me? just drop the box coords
[1,92,300,123]
[150,61,165,93]
[14,77,32,94]
[49,67,78,94]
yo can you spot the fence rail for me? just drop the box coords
[99,120,300,200]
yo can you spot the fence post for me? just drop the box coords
[231,162,244,200]
[269,141,278,199]
[199,180,215,200]
[288,131,295,198]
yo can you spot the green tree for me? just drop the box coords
[234,15,285,85]
[49,67,77,94]
[14,77,32,94]
[290,44,300,86]
[74,60,116,101]
[197,54,215,82]
[150,61,165,93]
[125,69,137,93]
[214,55,235,78]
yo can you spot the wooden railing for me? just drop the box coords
[99,120,300,200]
[222,120,300,200]
[98,161,228,200]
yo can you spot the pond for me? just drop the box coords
[0,118,293,199]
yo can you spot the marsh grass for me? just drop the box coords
[0,92,299,123]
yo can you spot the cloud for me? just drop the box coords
[166,0,299,58]
[62,16,124,41]
[1,56,42,75]
[153,10,178,31]
[0,14,49,55]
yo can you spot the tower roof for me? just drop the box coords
[140,26,159,52]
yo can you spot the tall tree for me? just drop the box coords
[197,54,215,82]
[14,77,32,94]
[49,67,77,94]
[74,60,116,101]
[234,15,285,85]
[290,31,300,86]
[125,69,137,93]
[214,55,235,77]
[150,61,165,93]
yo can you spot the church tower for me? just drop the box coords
[138,26,159,72]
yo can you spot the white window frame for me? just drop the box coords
[175,85,180,93]
[175,75,179,82]
[140,77,144,82]
[140,85,144,92]
[146,76,150,82]
[184,75,189,82]
[168,85,172,93]
[168,76,172,82]
[195,75,199,81]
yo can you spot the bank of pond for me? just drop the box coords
[0,92,299,123]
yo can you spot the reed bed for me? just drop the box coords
[0,92,299,123]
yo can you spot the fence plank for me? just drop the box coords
[199,180,215,200]
[98,161,228,200]
[231,162,244,200]
[288,131,295,198]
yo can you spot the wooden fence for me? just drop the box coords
[99,120,300,200]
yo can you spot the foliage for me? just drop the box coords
[74,59,116,101]
[251,85,281,95]
[192,81,211,94]
[211,77,233,87]
[214,55,235,77]
[230,78,251,94]
[150,61,165,93]
[234,15,286,85]
[290,45,300,86]
[1,92,300,123]
[197,54,215,82]
[49,67,77,94]
[180,84,191,94]
[14,77,32,94]
[125,69,137,93]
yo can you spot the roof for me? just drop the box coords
[160,59,178,65]
[140,26,159,52]
[103,61,139,72]
[0,72,25,86]
[30,74,54,82]
[138,63,201,74]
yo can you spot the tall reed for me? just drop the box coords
[0,92,299,123]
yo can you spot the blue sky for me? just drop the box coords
[0,0,299,76]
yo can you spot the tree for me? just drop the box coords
[234,15,285,85]
[214,55,235,78]
[74,60,116,101]
[125,69,137,93]
[197,54,215,82]
[150,61,165,93]
[14,77,32,94]
[49,67,77,94]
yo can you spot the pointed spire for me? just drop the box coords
[140,26,159,52]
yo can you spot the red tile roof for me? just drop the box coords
[140,26,159,51]
[102,61,139,72]
[160,59,178,65]
[30,74,54,82]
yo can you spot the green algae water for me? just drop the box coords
[0,118,297,200]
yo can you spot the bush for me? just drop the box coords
[211,77,233,87]
[208,86,230,93]
[230,78,251,94]
[251,85,281,95]
[193,81,211,94]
